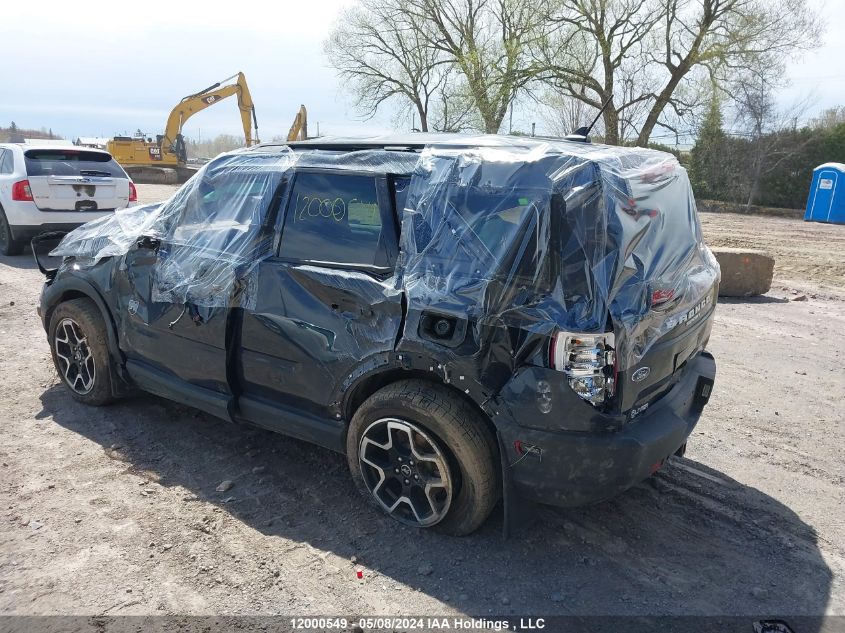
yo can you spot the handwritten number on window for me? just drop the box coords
[295,193,360,223]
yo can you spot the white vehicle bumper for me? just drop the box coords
[2,199,134,241]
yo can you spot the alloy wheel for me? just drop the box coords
[54,318,96,394]
[358,417,453,527]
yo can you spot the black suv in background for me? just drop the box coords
[37,134,718,535]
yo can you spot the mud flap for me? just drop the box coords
[498,431,539,539]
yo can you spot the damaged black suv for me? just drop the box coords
[37,134,718,535]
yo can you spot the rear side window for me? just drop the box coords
[0,149,14,174]
[451,187,543,262]
[24,149,127,178]
[278,171,391,268]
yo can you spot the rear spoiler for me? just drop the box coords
[31,231,68,280]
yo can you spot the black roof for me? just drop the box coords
[258,132,589,153]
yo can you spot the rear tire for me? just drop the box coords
[0,208,24,256]
[347,380,500,536]
[48,298,114,406]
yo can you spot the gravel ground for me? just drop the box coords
[0,189,843,619]
[699,211,845,299]
[135,184,180,206]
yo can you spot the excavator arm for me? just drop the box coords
[160,72,259,163]
[287,105,308,142]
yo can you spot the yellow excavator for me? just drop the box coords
[108,72,259,184]
[287,105,308,142]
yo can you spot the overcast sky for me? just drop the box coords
[1,0,843,143]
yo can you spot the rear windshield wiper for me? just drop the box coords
[79,170,113,177]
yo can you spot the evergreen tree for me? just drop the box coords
[689,94,728,200]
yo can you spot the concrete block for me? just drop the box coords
[712,248,775,297]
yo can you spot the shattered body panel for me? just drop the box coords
[42,134,719,509]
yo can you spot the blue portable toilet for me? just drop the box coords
[805,163,845,224]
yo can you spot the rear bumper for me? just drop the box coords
[497,352,716,507]
[3,198,114,242]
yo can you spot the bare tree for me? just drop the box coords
[538,0,821,145]
[809,106,845,131]
[326,0,820,144]
[539,91,603,138]
[406,0,547,133]
[535,0,664,144]
[324,0,449,132]
[730,63,811,211]
[638,0,821,145]
[428,69,480,132]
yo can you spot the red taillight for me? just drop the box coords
[651,287,675,306]
[11,180,33,202]
[128,181,137,202]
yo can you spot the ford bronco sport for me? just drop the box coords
[36,134,718,535]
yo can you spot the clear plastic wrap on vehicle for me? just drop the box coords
[52,146,298,309]
[49,202,165,265]
[51,136,718,367]
[148,149,298,308]
[395,138,720,367]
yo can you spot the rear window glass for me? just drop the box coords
[24,150,127,178]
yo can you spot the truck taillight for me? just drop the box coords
[128,182,137,202]
[550,331,616,406]
[11,180,33,201]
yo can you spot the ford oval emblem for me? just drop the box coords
[632,367,651,382]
